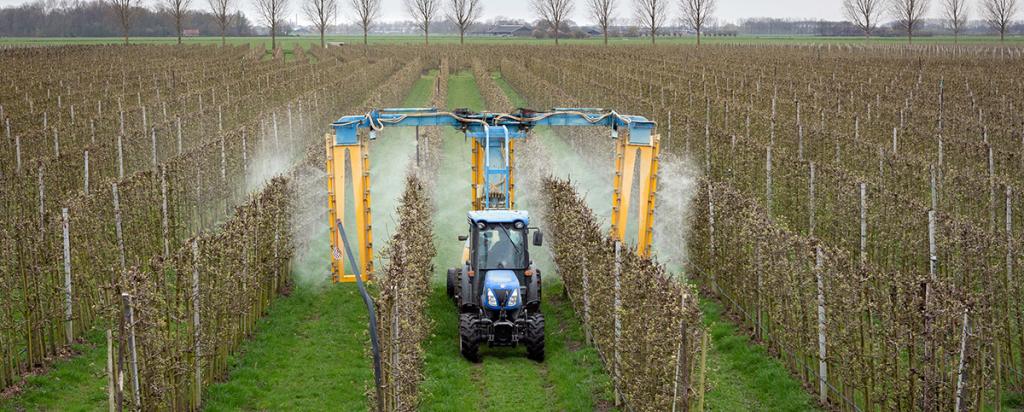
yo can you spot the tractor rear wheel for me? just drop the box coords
[525,313,545,362]
[446,268,458,302]
[459,314,480,362]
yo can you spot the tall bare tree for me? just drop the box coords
[350,0,381,45]
[635,0,668,44]
[303,0,337,47]
[941,0,969,41]
[843,0,885,38]
[208,0,233,45]
[981,0,1018,41]
[109,0,136,45]
[447,0,481,45]
[531,0,574,45]
[255,0,288,50]
[406,0,439,44]
[586,0,615,44]
[890,0,931,43]
[164,0,192,44]
[680,0,715,46]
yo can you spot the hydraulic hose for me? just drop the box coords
[335,218,384,411]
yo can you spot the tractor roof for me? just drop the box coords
[467,210,530,225]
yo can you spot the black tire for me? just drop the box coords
[459,314,480,362]
[446,268,458,302]
[525,313,545,362]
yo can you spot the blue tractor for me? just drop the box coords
[447,210,545,362]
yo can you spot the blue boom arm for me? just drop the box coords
[330,107,657,146]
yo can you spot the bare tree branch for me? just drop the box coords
[303,0,337,47]
[208,0,232,45]
[680,0,715,46]
[447,0,481,45]
[108,0,136,45]
[405,0,439,44]
[254,0,288,50]
[890,0,931,43]
[531,0,574,45]
[586,0,615,45]
[163,0,193,44]
[634,0,668,45]
[843,0,884,38]
[981,0,1018,41]
[941,0,968,41]
[350,0,381,45]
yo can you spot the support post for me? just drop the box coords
[766,146,773,217]
[192,240,202,409]
[815,246,828,406]
[107,329,116,412]
[808,162,816,236]
[954,308,970,412]
[84,150,90,195]
[62,208,73,345]
[122,293,140,410]
[113,183,126,271]
[860,183,868,267]
[613,241,622,407]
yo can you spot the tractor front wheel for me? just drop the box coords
[459,314,480,362]
[525,313,545,362]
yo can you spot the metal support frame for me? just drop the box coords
[326,133,374,282]
[326,108,658,282]
[611,134,660,256]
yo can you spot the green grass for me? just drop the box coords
[0,329,109,412]
[2,34,1023,48]
[700,300,819,411]
[418,71,616,411]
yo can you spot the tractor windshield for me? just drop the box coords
[475,224,527,270]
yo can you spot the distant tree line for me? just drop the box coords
[0,0,253,37]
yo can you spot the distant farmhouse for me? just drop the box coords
[484,25,532,37]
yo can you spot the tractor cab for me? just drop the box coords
[447,210,545,362]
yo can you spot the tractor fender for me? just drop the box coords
[525,268,542,312]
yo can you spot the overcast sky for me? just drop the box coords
[0,0,847,26]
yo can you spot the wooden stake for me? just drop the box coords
[954,308,970,412]
[160,167,169,257]
[860,183,867,267]
[192,240,202,409]
[112,183,126,271]
[84,150,89,195]
[150,128,157,168]
[809,162,816,236]
[121,293,141,410]
[14,133,20,173]
[38,165,45,237]
[582,264,591,344]
[613,241,622,407]
[815,246,828,406]
[62,208,73,345]
[117,133,125,179]
[766,147,773,217]
[696,331,708,411]
[176,116,182,155]
[107,329,116,412]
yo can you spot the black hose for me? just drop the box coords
[335,219,384,412]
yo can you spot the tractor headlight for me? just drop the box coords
[486,288,497,307]
[507,288,519,306]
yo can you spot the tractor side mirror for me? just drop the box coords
[532,231,543,247]
[458,235,468,241]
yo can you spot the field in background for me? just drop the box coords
[2,34,1024,48]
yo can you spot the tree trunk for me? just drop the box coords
[425,26,429,45]
[604,29,608,45]
[460,29,465,45]
[363,29,368,45]
[697,30,701,46]
[554,25,560,45]
[177,34,182,45]
[271,24,276,50]
[321,30,325,48]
